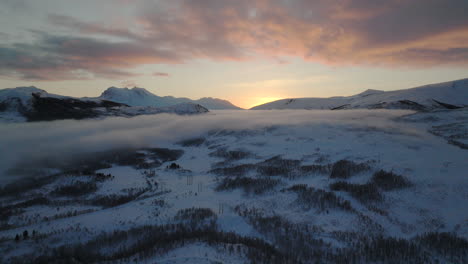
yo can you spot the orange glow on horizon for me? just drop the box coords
[234,96,284,109]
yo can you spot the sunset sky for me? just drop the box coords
[1,0,467,108]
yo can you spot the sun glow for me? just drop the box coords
[238,96,284,109]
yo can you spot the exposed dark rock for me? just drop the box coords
[432,99,463,109]
[331,104,351,110]
[24,93,128,121]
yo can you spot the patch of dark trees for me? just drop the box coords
[11,209,291,264]
[88,187,149,208]
[51,181,98,197]
[329,159,371,179]
[371,170,413,190]
[9,147,184,178]
[0,174,59,197]
[430,123,468,150]
[300,164,332,174]
[256,156,301,178]
[1,186,147,231]
[236,206,468,264]
[415,232,468,263]
[330,170,412,203]
[209,147,253,161]
[0,197,50,222]
[210,163,256,177]
[6,205,468,264]
[331,231,468,264]
[208,128,269,138]
[282,184,353,212]
[215,177,281,195]
[89,148,184,170]
[174,207,217,222]
[210,155,331,179]
[167,163,181,169]
[330,181,383,202]
[235,206,333,263]
[177,137,206,147]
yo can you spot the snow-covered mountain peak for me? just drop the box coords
[0,86,51,111]
[100,87,166,107]
[355,89,385,97]
[99,86,242,109]
[0,86,47,100]
[101,86,153,98]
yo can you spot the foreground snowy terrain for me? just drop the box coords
[0,109,467,263]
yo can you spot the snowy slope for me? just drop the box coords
[0,86,63,110]
[99,87,242,109]
[251,78,468,110]
[196,97,241,110]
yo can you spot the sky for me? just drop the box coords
[0,0,467,109]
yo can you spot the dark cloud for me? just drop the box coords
[48,14,139,40]
[348,0,468,45]
[1,0,468,81]
[0,32,180,80]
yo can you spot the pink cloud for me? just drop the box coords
[2,0,468,81]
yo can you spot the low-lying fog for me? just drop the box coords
[0,110,416,184]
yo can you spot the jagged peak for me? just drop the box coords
[101,86,155,97]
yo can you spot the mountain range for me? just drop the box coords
[0,87,210,122]
[98,87,242,110]
[251,78,468,110]
[1,78,467,122]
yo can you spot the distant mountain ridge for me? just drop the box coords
[0,86,209,122]
[98,87,242,110]
[251,78,468,110]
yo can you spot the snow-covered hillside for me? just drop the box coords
[0,109,467,263]
[0,87,209,122]
[0,86,62,110]
[99,87,242,110]
[252,78,468,110]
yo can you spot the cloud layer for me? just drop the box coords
[1,0,468,80]
[0,109,418,183]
